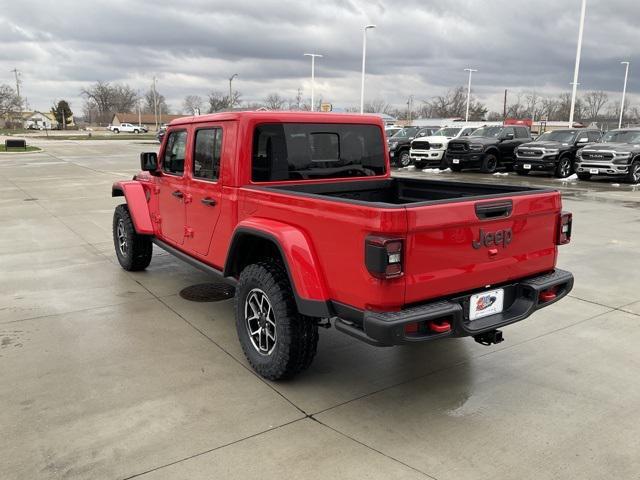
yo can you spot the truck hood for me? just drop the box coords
[452,136,499,146]
[581,142,640,153]
[413,135,455,146]
[519,140,570,150]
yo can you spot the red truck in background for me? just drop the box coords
[112,111,574,380]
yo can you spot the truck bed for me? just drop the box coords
[264,177,552,207]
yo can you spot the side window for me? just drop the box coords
[193,128,222,181]
[502,127,515,138]
[162,130,188,175]
[462,128,473,136]
[588,131,601,143]
[515,127,528,138]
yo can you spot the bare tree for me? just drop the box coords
[422,87,487,120]
[363,99,391,114]
[539,96,560,121]
[506,92,528,118]
[143,88,169,116]
[208,91,228,113]
[227,90,241,109]
[263,93,286,110]
[0,84,21,117]
[583,90,609,122]
[80,81,138,124]
[183,95,203,115]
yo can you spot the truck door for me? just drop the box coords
[498,127,517,159]
[157,129,188,245]
[184,126,223,256]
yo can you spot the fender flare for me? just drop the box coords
[112,181,154,235]
[224,218,332,318]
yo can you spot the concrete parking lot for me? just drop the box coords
[1,139,640,480]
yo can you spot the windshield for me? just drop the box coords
[433,127,462,137]
[252,123,386,182]
[536,130,578,143]
[391,127,420,138]
[602,130,640,144]
[471,126,503,138]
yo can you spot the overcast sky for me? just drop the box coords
[0,0,638,115]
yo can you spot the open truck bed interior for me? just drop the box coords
[263,177,554,207]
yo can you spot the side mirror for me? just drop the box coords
[409,136,415,140]
[140,152,159,172]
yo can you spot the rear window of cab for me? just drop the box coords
[252,123,386,182]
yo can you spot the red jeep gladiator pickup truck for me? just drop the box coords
[112,111,574,380]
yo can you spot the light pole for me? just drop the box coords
[619,61,630,128]
[569,0,587,127]
[304,53,323,111]
[464,68,478,122]
[229,73,238,109]
[360,24,376,114]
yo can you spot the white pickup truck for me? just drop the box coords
[410,125,477,169]
[107,123,148,134]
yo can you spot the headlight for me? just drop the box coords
[614,152,632,159]
[543,149,559,156]
[469,144,484,151]
[576,149,583,159]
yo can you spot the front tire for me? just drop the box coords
[481,153,498,173]
[113,204,152,271]
[113,128,119,134]
[555,156,573,178]
[134,129,139,134]
[235,261,318,380]
[626,161,640,184]
[397,150,411,168]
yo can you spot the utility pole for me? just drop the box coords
[407,95,414,123]
[229,73,238,109]
[503,89,508,121]
[569,0,587,127]
[11,68,22,119]
[619,61,630,128]
[152,76,158,130]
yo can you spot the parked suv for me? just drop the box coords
[111,111,573,379]
[410,126,476,169]
[514,129,601,178]
[446,125,532,173]
[574,128,640,183]
[388,126,438,167]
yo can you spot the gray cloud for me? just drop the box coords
[0,0,638,114]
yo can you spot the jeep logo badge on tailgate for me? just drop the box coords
[472,228,513,249]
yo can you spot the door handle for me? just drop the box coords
[172,190,184,199]
[201,197,217,207]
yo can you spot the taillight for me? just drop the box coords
[557,211,572,245]
[365,235,403,279]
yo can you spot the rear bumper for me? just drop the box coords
[335,269,574,346]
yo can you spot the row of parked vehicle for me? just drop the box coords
[386,124,640,184]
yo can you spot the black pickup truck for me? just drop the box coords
[574,128,640,183]
[446,125,532,173]
[514,129,601,178]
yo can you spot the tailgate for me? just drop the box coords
[404,192,561,304]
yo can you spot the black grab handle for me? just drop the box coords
[475,200,513,220]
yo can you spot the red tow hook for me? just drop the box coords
[539,288,557,303]
[428,319,452,333]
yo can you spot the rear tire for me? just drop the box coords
[555,156,572,178]
[235,261,318,380]
[113,204,152,271]
[113,128,119,134]
[134,129,139,134]
[480,153,498,173]
[626,160,640,184]
[577,172,591,181]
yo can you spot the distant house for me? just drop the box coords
[110,113,185,129]
[21,111,74,130]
